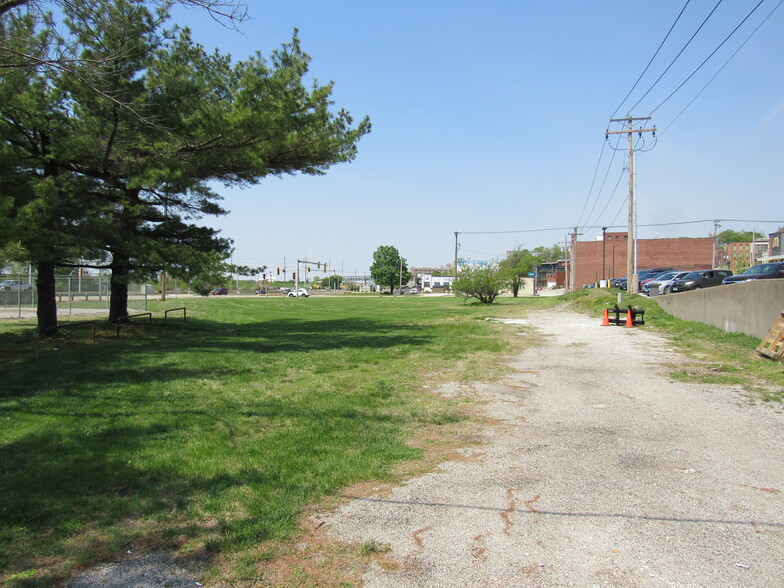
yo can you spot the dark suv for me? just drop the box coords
[722,262,784,284]
[670,270,733,293]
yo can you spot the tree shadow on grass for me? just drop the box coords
[0,316,432,581]
[1,316,430,399]
[0,386,421,582]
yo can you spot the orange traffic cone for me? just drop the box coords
[625,308,634,327]
[601,308,610,326]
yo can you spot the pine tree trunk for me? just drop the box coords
[36,260,58,336]
[109,254,130,323]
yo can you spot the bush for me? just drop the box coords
[453,265,508,303]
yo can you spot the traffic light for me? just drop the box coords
[317,262,321,269]
[323,263,327,272]
[276,267,280,275]
[292,272,296,280]
[262,273,266,280]
[307,266,311,272]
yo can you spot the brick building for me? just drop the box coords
[724,241,753,272]
[573,232,714,288]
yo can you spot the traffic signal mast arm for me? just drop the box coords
[295,259,328,292]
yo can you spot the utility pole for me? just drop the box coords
[712,219,721,269]
[569,227,581,291]
[601,226,608,285]
[607,116,656,295]
[564,234,571,292]
[454,231,459,275]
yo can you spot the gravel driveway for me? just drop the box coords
[324,307,784,587]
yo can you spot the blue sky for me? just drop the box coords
[171,1,784,277]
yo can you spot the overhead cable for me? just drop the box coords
[575,139,608,228]
[610,0,692,119]
[650,0,768,115]
[627,0,724,114]
[657,0,782,130]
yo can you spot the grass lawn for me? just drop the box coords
[0,294,559,586]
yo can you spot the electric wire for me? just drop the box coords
[658,0,783,133]
[575,138,608,228]
[587,168,626,230]
[578,134,623,231]
[627,0,724,114]
[649,0,767,115]
[608,195,629,228]
[610,0,692,119]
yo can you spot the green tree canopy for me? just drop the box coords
[0,0,370,333]
[716,229,763,246]
[369,245,409,294]
[453,264,507,304]
[498,248,539,297]
[532,244,564,262]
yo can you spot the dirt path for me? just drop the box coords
[324,307,784,587]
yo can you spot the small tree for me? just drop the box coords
[499,248,539,297]
[452,265,508,304]
[369,245,409,294]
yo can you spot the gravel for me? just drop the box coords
[324,307,784,587]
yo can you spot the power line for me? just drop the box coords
[587,168,626,230]
[459,226,574,236]
[575,139,608,228]
[578,133,623,231]
[650,0,768,115]
[611,0,692,119]
[657,0,782,130]
[627,0,724,114]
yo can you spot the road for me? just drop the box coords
[325,307,784,587]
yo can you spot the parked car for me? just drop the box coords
[646,271,691,295]
[722,262,784,284]
[0,279,33,291]
[254,287,267,295]
[409,287,419,294]
[287,288,309,297]
[669,270,733,293]
[211,287,228,295]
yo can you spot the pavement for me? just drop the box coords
[324,307,784,587]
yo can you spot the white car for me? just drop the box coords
[287,288,310,297]
[0,279,33,291]
[647,271,690,295]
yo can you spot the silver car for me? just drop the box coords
[0,279,33,291]
[645,271,690,296]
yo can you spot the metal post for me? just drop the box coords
[601,227,607,284]
[454,231,459,280]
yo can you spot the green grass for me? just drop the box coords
[0,295,557,585]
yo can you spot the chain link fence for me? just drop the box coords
[0,274,191,316]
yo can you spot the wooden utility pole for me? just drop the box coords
[607,117,656,295]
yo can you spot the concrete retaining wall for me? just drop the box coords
[655,279,784,339]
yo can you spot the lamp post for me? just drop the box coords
[611,245,616,282]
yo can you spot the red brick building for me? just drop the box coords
[573,232,714,288]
